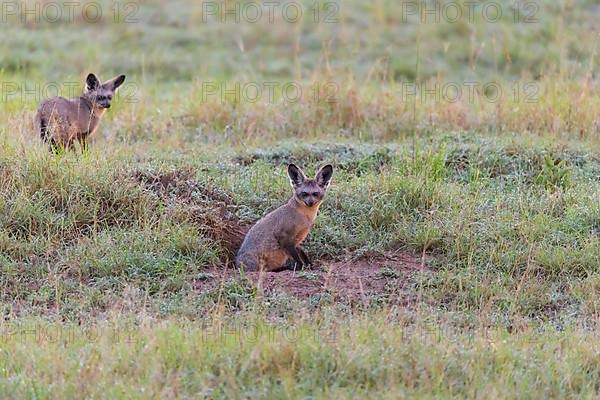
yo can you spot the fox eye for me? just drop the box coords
[301,191,309,197]
[312,192,319,197]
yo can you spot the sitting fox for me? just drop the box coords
[35,73,126,151]
[236,164,334,272]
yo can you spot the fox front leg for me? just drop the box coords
[283,243,306,270]
[297,246,311,266]
[78,137,89,154]
[47,139,59,154]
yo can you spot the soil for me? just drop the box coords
[194,252,426,304]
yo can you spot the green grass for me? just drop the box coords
[1,0,600,397]
[2,135,600,398]
[1,315,599,398]
[2,135,599,324]
[2,0,599,82]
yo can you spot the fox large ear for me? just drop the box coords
[85,73,100,92]
[288,164,306,187]
[316,165,333,188]
[105,74,126,91]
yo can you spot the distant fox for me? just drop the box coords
[236,164,334,272]
[35,73,126,151]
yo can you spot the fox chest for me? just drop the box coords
[293,223,313,246]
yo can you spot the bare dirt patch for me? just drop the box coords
[194,252,425,304]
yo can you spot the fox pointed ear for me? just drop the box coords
[288,164,306,187]
[316,165,333,188]
[105,74,126,91]
[85,73,100,91]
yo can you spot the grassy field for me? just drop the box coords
[1,0,600,398]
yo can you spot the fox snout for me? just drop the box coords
[96,94,113,109]
[303,196,321,207]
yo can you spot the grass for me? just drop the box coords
[2,135,599,324]
[1,315,599,398]
[1,0,600,397]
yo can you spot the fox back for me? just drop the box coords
[236,164,333,272]
[35,73,125,150]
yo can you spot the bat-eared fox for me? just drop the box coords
[236,163,334,272]
[35,73,126,152]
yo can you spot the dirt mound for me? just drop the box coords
[133,168,232,203]
[132,169,250,259]
[195,252,425,304]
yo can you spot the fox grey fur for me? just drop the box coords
[236,164,334,272]
[35,73,126,151]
